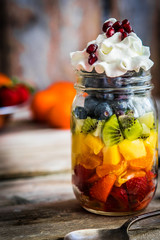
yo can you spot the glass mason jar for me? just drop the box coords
[71,70,158,216]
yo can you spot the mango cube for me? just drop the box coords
[144,130,157,155]
[103,145,121,165]
[84,134,104,155]
[118,139,146,161]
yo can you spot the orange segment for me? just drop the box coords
[129,150,154,171]
[115,170,146,187]
[90,174,116,202]
[77,153,102,169]
[96,160,127,178]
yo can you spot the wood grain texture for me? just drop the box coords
[0,125,71,178]
[0,172,160,240]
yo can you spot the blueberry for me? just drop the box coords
[113,94,129,101]
[94,101,113,120]
[85,77,109,88]
[84,96,99,117]
[111,99,134,116]
[74,106,87,119]
[95,92,114,100]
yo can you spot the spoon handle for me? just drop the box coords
[121,209,160,231]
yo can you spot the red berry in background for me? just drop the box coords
[0,87,20,107]
[123,23,132,33]
[122,19,130,25]
[15,84,30,104]
[121,31,128,40]
[88,53,98,65]
[86,44,98,54]
[102,21,113,32]
[112,21,121,31]
[106,27,115,38]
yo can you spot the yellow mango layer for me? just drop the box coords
[144,130,157,155]
[72,133,89,168]
[84,134,104,155]
[103,145,121,165]
[118,139,146,161]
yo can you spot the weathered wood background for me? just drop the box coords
[0,0,160,97]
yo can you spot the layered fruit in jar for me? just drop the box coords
[70,18,157,215]
[71,92,158,214]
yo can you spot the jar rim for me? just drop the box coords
[75,69,153,93]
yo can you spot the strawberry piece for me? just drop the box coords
[90,174,116,203]
[72,164,93,193]
[110,186,129,211]
[15,84,30,104]
[105,195,118,211]
[0,87,20,107]
[126,176,150,205]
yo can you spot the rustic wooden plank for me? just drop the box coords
[0,125,71,178]
[0,172,160,240]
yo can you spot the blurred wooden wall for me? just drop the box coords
[0,0,160,98]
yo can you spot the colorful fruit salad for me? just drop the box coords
[71,99,157,214]
[70,19,157,215]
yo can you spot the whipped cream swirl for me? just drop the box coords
[70,18,154,77]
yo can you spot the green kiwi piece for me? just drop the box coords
[92,120,105,137]
[81,117,98,134]
[119,113,142,141]
[102,114,124,147]
[141,123,150,139]
[138,112,154,129]
[71,113,84,134]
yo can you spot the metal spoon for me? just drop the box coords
[64,209,160,240]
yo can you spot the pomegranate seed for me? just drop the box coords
[122,19,130,25]
[102,21,113,32]
[123,23,132,33]
[112,21,121,31]
[121,32,128,40]
[117,27,125,33]
[88,53,98,65]
[86,44,98,54]
[106,27,115,38]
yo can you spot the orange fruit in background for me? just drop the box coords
[31,81,76,129]
[31,89,57,121]
[0,73,12,87]
[47,99,71,129]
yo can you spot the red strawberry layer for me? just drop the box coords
[126,176,150,207]
[72,164,93,193]
[110,186,129,211]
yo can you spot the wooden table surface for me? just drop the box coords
[0,108,160,240]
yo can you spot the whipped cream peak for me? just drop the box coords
[70,18,154,77]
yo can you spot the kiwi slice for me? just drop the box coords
[141,123,150,139]
[92,120,105,137]
[138,112,154,129]
[71,114,84,134]
[102,114,123,147]
[81,117,98,133]
[119,113,142,141]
